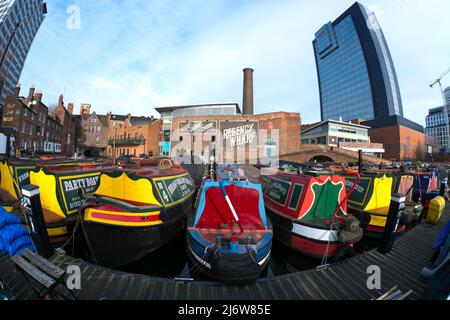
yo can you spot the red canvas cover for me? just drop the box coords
[195,184,265,231]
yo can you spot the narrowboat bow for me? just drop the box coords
[187,164,272,284]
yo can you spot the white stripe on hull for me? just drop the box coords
[292,223,339,242]
[188,246,271,268]
[188,246,212,269]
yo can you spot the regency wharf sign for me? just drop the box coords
[220,121,259,148]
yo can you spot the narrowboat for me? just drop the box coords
[262,167,363,262]
[29,163,107,245]
[343,171,422,241]
[187,164,272,284]
[0,157,103,246]
[1,159,107,246]
[79,165,195,268]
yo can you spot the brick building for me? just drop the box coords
[156,69,301,164]
[361,115,430,161]
[106,114,160,158]
[75,104,109,156]
[0,85,64,156]
[169,111,301,164]
[51,95,76,156]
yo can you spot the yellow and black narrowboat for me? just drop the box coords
[1,159,107,245]
[343,171,422,241]
[29,163,108,245]
[79,165,195,268]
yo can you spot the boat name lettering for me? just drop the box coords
[18,171,30,183]
[346,179,364,193]
[64,176,100,192]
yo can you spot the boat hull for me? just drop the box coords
[187,178,273,284]
[187,229,272,284]
[82,196,193,268]
[266,207,353,260]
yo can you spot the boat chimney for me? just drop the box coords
[242,68,254,115]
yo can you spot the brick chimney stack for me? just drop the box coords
[27,85,36,102]
[242,68,254,115]
[80,104,91,115]
[67,102,74,115]
[58,94,64,107]
[34,91,43,103]
[14,84,21,97]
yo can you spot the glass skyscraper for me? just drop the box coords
[313,2,403,122]
[0,0,47,106]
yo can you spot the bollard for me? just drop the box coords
[358,150,363,174]
[378,193,406,255]
[21,184,54,258]
[440,180,447,198]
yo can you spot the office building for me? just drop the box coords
[313,2,403,121]
[425,106,450,152]
[301,119,385,158]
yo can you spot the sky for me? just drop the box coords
[18,0,450,125]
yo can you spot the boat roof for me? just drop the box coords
[111,166,189,179]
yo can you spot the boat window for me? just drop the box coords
[288,184,303,210]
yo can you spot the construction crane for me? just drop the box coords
[430,67,450,152]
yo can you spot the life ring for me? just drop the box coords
[159,158,173,169]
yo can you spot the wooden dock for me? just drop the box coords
[1,208,448,300]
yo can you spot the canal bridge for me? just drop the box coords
[280,144,392,165]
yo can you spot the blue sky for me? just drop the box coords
[19,0,450,125]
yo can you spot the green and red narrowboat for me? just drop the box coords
[80,166,195,268]
[262,168,363,262]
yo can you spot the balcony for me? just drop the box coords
[108,137,146,146]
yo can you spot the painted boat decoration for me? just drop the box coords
[0,159,106,245]
[343,171,422,240]
[79,166,195,268]
[29,164,107,245]
[0,160,36,212]
[262,168,363,262]
[187,164,272,284]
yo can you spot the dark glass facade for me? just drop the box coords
[313,2,403,122]
[0,0,47,106]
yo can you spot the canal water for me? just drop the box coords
[71,226,370,282]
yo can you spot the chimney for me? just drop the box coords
[14,84,21,97]
[27,85,36,101]
[34,91,43,103]
[58,94,64,107]
[242,68,254,115]
[67,102,74,115]
[80,104,91,115]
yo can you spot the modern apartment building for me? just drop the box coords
[0,0,47,107]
